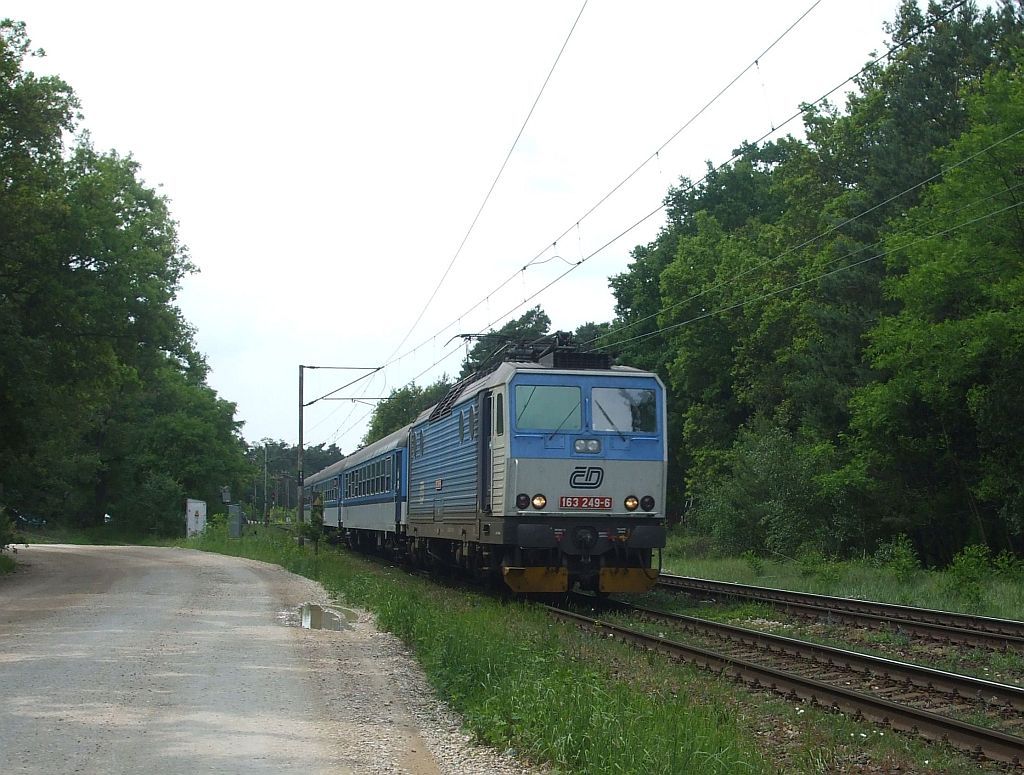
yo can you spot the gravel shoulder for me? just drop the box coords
[0,545,541,774]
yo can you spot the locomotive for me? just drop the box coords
[304,338,667,593]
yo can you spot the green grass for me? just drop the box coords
[13,523,171,546]
[186,526,995,774]
[662,530,1024,621]
[0,553,15,574]
[188,526,767,774]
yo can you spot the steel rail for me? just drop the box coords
[572,594,1024,712]
[659,574,1024,650]
[545,605,1024,766]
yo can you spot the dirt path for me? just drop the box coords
[0,545,535,775]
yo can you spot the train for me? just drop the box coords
[303,338,667,594]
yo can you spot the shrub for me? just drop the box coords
[741,549,765,577]
[941,544,991,608]
[797,546,840,585]
[873,534,919,582]
[992,550,1024,582]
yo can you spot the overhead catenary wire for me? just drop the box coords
[381,0,590,364]
[311,0,829,429]
[374,0,827,374]
[310,191,1020,452]
[314,0,970,451]
[455,0,974,354]
[317,154,1022,452]
[313,0,589,443]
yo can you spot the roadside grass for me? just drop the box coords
[0,554,15,574]
[187,527,994,774]
[188,525,767,774]
[663,530,1024,621]
[12,524,169,546]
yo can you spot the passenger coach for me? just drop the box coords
[305,343,667,594]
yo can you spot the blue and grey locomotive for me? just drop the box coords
[304,343,667,593]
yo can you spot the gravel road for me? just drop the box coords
[0,545,541,774]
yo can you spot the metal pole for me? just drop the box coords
[263,444,268,524]
[297,365,304,526]
[296,363,374,529]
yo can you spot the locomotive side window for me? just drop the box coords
[495,393,504,436]
[514,385,581,431]
[592,387,657,433]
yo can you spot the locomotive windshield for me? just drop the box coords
[592,387,657,433]
[515,385,581,431]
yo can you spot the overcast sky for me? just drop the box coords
[8,0,932,452]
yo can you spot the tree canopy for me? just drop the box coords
[602,0,1024,562]
[0,21,250,534]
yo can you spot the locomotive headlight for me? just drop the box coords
[585,439,601,453]
[574,439,602,454]
[516,493,530,510]
[531,494,547,510]
[640,495,656,512]
[624,495,639,511]
[574,439,586,453]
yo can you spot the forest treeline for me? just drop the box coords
[0,21,252,535]
[601,0,1024,564]
[366,1,1024,564]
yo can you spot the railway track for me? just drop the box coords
[549,597,1024,766]
[658,574,1024,651]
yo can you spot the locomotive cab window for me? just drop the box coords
[495,393,504,436]
[592,387,657,433]
[514,385,581,431]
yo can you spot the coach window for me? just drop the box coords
[385,457,392,491]
[495,393,504,436]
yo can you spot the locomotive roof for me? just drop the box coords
[412,361,653,424]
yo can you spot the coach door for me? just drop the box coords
[489,389,506,515]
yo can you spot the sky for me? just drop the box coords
[7,0,929,452]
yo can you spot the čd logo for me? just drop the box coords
[569,466,604,489]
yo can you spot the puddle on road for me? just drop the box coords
[277,603,356,631]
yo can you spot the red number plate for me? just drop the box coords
[559,496,613,510]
